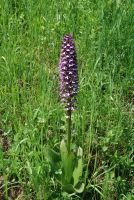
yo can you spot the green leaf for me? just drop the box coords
[73,147,83,186]
[45,145,61,175]
[45,145,62,182]
[63,182,85,194]
[60,139,68,170]
[45,145,60,164]
[74,183,85,193]
[62,184,75,193]
[60,140,73,184]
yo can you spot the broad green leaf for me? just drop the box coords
[60,139,68,171]
[74,183,85,193]
[73,147,83,186]
[65,153,73,184]
[63,182,85,194]
[45,146,60,164]
[60,140,73,184]
[45,145,62,182]
[63,184,75,193]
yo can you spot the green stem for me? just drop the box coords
[67,110,72,154]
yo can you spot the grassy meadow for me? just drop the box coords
[0,0,134,199]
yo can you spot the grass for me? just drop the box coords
[0,0,134,199]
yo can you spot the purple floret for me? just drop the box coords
[59,35,78,112]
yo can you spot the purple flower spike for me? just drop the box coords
[59,35,78,113]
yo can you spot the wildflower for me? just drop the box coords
[59,35,78,113]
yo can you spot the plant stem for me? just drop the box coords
[67,110,72,154]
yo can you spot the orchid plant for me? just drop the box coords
[46,35,84,194]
